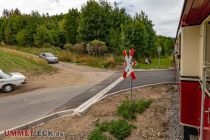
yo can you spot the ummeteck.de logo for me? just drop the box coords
[4,130,64,137]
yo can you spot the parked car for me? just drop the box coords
[39,53,58,64]
[0,70,26,93]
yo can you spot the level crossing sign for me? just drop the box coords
[122,48,136,80]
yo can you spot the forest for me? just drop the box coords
[0,0,174,59]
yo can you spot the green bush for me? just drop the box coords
[89,40,107,56]
[134,99,152,114]
[90,39,106,47]
[117,100,136,120]
[88,128,110,140]
[109,120,133,140]
[63,43,72,50]
[95,121,110,132]
[70,43,86,53]
[89,120,134,140]
[117,100,152,120]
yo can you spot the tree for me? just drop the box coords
[34,25,51,47]
[16,29,27,46]
[64,8,80,44]
[124,19,148,59]
[156,35,174,56]
[78,0,112,42]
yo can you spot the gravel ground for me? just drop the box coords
[166,85,184,140]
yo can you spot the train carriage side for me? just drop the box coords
[175,0,210,139]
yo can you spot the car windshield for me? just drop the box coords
[3,72,12,78]
[45,53,55,57]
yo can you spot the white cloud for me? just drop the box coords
[0,0,184,37]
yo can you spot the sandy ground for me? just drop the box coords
[2,62,114,94]
[5,84,182,140]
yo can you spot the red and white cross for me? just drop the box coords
[122,48,136,80]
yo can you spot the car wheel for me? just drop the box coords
[2,84,14,93]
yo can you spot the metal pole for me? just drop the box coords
[130,76,133,101]
[200,66,206,140]
[158,51,160,68]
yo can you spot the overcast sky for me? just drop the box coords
[0,0,184,37]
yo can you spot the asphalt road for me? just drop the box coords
[55,69,176,111]
[0,68,176,132]
[108,69,177,93]
[0,85,90,131]
[0,62,113,132]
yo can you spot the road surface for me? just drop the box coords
[0,62,113,132]
[54,69,176,111]
[0,68,176,132]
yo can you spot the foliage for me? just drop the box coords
[117,99,152,120]
[16,29,27,46]
[64,9,80,44]
[34,25,52,47]
[0,3,174,63]
[109,120,133,140]
[63,43,72,50]
[89,40,108,56]
[103,56,116,68]
[156,35,174,56]
[70,43,86,54]
[88,128,110,140]
[89,120,134,140]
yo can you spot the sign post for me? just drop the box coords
[122,48,136,101]
[158,47,161,68]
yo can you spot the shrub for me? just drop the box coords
[88,128,110,140]
[63,43,72,51]
[117,100,136,120]
[95,121,110,132]
[57,51,74,62]
[70,43,86,54]
[99,45,108,55]
[103,56,116,68]
[89,40,107,56]
[109,120,133,140]
[90,120,134,140]
[117,100,152,120]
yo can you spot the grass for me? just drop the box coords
[136,56,174,69]
[117,99,153,120]
[0,47,56,74]
[0,45,173,69]
[1,45,118,69]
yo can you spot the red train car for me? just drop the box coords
[175,0,210,139]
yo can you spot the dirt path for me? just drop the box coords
[8,62,114,94]
[7,84,182,140]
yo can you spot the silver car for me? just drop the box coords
[39,53,58,64]
[0,70,26,93]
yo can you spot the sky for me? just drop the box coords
[0,0,184,37]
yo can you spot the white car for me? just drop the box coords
[0,70,26,93]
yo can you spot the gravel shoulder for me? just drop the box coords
[6,84,183,140]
